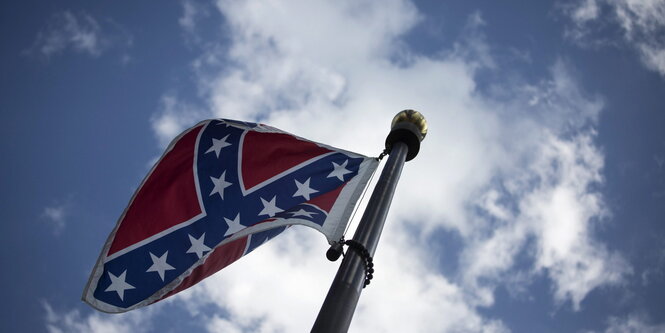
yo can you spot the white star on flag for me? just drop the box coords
[259,196,282,217]
[210,171,232,199]
[146,251,175,281]
[205,134,231,158]
[327,160,352,181]
[186,233,211,259]
[105,270,135,301]
[293,178,318,200]
[224,213,245,236]
[291,208,316,218]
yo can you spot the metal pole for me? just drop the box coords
[311,110,427,333]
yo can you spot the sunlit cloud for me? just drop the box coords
[561,0,665,77]
[142,0,635,331]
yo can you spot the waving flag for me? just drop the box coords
[83,119,378,313]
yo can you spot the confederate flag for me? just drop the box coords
[83,119,378,313]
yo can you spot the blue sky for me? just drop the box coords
[2,0,665,332]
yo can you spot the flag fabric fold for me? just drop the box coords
[82,119,378,313]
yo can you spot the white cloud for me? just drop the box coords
[511,133,628,309]
[638,42,665,75]
[457,62,631,309]
[150,94,206,147]
[42,300,154,333]
[29,11,104,57]
[177,227,508,333]
[146,0,633,331]
[206,316,244,333]
[42,203,69,235]
[178,0,213,45]
[27,10,132,60]
[591,313,665,333]
[573,0,601,23]
[562,0,665,77]
[179,0,199,33]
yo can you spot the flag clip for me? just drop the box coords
[376,148,389,161]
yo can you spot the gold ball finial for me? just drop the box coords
[385,109,427,161]
[391,110,427,141]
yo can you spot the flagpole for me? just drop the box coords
[311,110,427,333]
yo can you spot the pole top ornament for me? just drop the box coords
[385,110,427,161]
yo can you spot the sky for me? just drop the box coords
[1,0,665,332]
